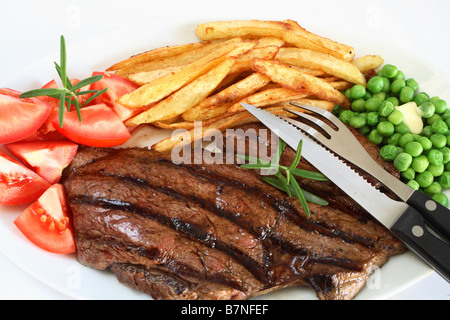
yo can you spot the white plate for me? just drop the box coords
[1,0,449,300]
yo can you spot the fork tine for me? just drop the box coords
[289,101,346,130]
[280,116,331,146]
[283,108,336,137]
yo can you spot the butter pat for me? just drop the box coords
[395,102,423,134]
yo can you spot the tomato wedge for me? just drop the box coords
[89,71,139,121]
[53,103,131,147]
[14,183,76,254]
[0,88,52,144]
[6,140,78,184]
[0,151,51,205]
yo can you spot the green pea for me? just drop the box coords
[344,88,352,101]
[363,91,372,100]
[414,92,430,106]
[424,181,442,195]
[394,152,412,172]
[368,129,383,145]
[378,101,394,117]
[407,179,420,190]
[401,167,416,180]
[431,120,448,134]
[398,133,415,148]
[432,193,449,207]
[417,136,433,151]
[405,78,419,92]
[377,121,395,137]
[432,99,448,114]
[366,112,379,126]
[405,141,423,157]
[411,155,429,173]
[427,149,444,165]
[390,78,405,94]
[427,114,442,126]
[382,64,398,78]
[350,85,366,100]
[351,98,366,112]
[367,76,385,94]
[428,163,444,177]
[387,109,404,125]
[365,98,382,112]
[380,144,399,161]
[387,133,402,146]
[420,102,435,118]
[392,70,405,81]
[358,125,371,136]
[441,109,450,121]
[395,122,410,134]
[339,110,355,123]
[438,171,450,189]
[430,96,440,103]
[372,92,386,101]
[416,170,434,188]
[430,133,447,149]
[440,147,450,164]
[349,115,367,129]
[422,125,434,137]
[399,86,414,103]
[386,96,399,106]
[381,77,390,93]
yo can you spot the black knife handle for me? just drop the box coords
[406,190,450,241]
[391,205,450,284]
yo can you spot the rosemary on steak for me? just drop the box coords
[19,35,107,128]
[237,138,328,218]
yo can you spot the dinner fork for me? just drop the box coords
[282,101,450,241]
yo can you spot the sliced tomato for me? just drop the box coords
[6,140,78,184]
[0,88,52,144]
[89,71,139,121]
[0,151,51,205]
[53,103,131,147]
[14,183,76,254]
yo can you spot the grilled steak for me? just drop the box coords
[62,124,406,300]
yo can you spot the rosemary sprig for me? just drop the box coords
[237,138,328,218]
[19,35,107,128]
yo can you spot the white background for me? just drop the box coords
[0,0,449,300]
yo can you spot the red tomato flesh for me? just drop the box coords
[0,151,51,205]
[14,183,76,254]
[89,71,139,121]
[0,88,52,144]
[6,140,78,184]
[53,103,131,147]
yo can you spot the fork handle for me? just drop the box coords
[406,190,450,241]
[391,204,450,284]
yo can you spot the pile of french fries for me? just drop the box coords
[107,20,385,152]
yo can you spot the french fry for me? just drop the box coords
[277,98,335,112]
[351,54,384,72]
[195,20,354,61]
[276,47,366,86]
[125,57,236,126]
[230,45,280,75]
[153,121,195,130]
[117,38,257,109]
[228,86,310,113]
[251,58,350,108]
[125,64,186,86]
[181,72,271,121]
[106,41,212,72]
[115,40,229,76]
